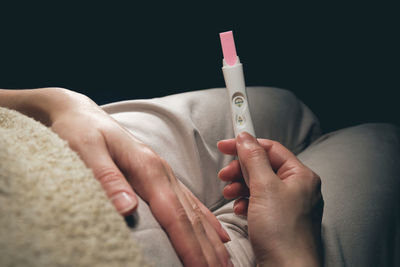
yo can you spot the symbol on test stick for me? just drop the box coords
[236,115,245,125]
[234,96,244,108]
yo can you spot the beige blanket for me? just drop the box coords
[0,107,148,267]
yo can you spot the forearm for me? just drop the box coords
[0,88,75,126]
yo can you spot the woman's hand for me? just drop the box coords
[218,132,323,267]
[0,88,231,266]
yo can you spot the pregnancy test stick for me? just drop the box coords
[219,31,256,137]
[220,31,256,187]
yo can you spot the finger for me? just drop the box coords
[219,138,302,175]
[69,133,138,216]
[173,181,221,267]
[183,188,232,267]
[179,182,231,243]
[149,187,208,266]
[200,216,233,267]
[233,198,249,216]
[223,182,249,200]
[217,138,236,155]
[135,165,208,266]
[236,132,277,188]
[218,159,243,182]
[218,138,272,157]
[105,131,208,266]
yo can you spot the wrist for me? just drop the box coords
[0,87,75,126]
[257,253,320,267]
[255,242,320,267]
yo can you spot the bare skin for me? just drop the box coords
[218,132,323,267]
[0,87,232,267]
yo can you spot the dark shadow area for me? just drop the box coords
[1,2,398,133]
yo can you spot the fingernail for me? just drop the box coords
[222,226,231,242]
[111,192,136,214]
[236,132,255,145]
[218,166,227,177]
[233,199,240,214]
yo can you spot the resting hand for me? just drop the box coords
[0,88,231,266]
[218,132,323,267]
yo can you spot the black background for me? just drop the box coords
[1,2,398,133]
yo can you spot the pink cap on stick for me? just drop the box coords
[219,31,238,66]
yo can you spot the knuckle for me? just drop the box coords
[79,130,104,146]
[66,129,104,150]
[158,157,173,175]
[94,167,123,185]
[191,214,204,232]
[300,168,322,206]
[135,146,176,182]
[139,145,162,166]
[174,205,191,225]
[193,204,203,217]
[127,144,166,178]
[245,146,266,161]
[306,169,321,191]
[159,157,170,170]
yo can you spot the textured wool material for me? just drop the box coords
[0,107,148,267]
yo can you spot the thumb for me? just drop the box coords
[236,132,277,189]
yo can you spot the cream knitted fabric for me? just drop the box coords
[0,107,148,267]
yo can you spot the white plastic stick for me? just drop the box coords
[220,30,256,187]
[220,31,255,137]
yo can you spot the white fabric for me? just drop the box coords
[102,87,321,266]
[103,87,400,266]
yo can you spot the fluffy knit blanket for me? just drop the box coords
[0,107,148,267]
